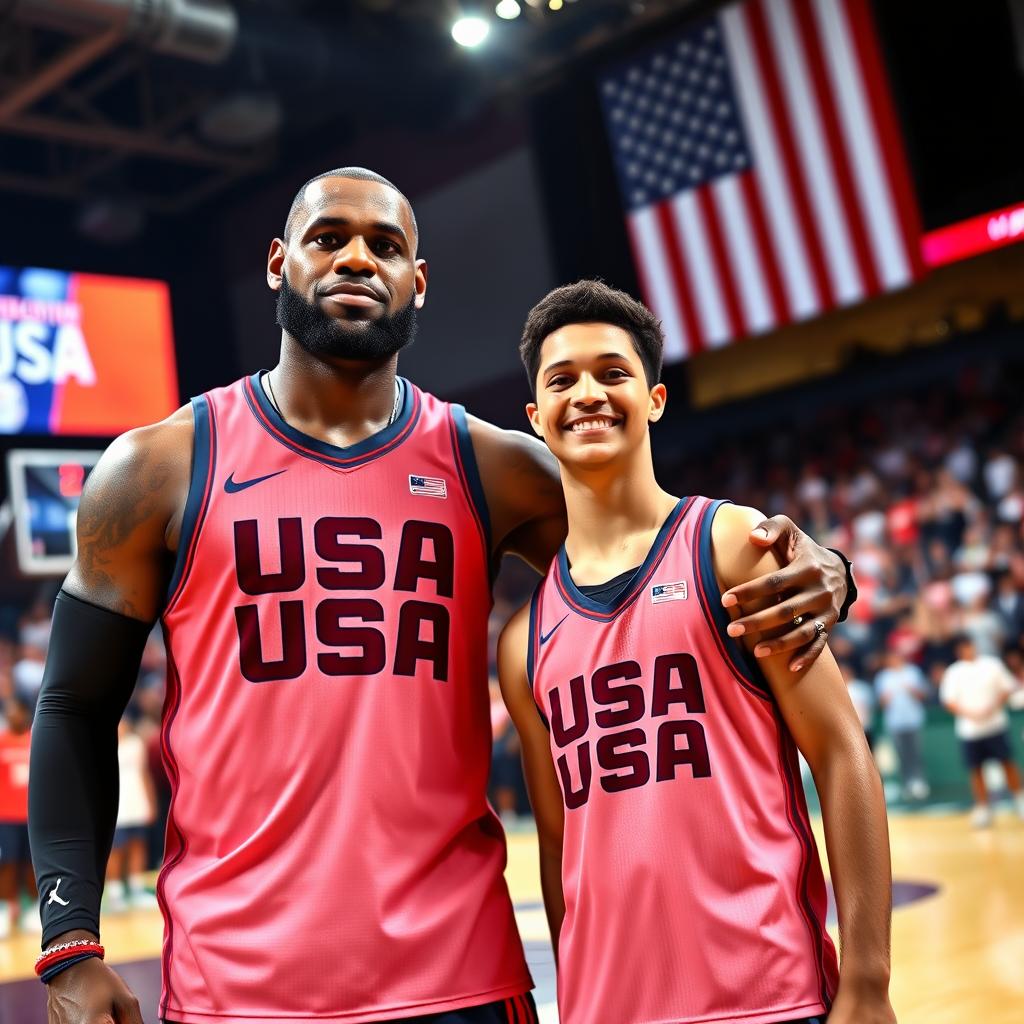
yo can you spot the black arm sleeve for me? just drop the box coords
[29,590,152,948]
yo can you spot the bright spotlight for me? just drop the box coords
[549,0,563,9]
[495,0,521,18]
[452,15,491,47]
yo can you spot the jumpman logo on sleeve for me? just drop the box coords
[47,878,70,907]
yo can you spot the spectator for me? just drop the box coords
[874,649,931,801]
[961,591,1006,658]
[11,626,47,710]
[995,572,1024,642]
[940,636,1024,828]
[0,697,35,936]
[106,717,158,910]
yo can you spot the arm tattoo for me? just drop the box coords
[74,458,173,616]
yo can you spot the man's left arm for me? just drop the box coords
[466,416,853,664]
[713,504,894,1024]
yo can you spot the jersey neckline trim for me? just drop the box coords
[553,496,695,621]
[243,371,420,469]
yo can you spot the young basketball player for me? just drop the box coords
[499,280,894,1024]
[28,172,854,1024]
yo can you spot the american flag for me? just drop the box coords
[652,580,689,604]
[409,474,447,498]
[599,0,923,359]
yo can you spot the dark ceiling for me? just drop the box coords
[0,0,696,227]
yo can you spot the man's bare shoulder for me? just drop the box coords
[464,414,565,558]
[465,414,556,479]
[113,404,195,466]
[64,405,195,619]
[85,405,194,512]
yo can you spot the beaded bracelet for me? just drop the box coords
[35,939,105,980]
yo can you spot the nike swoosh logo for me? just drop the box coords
[540,615,569,646]
[224,469,287,493]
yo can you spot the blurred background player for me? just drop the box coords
[940,635,1024,827]
[104,716,158,913]
[0,696,35,938]
[874,648,931,801]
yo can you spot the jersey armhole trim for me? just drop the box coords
[164,394,216,614]
[449,404,493,559]
[693,498,774,702]
[526,582,550,729]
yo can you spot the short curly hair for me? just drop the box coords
[519,279,664,395]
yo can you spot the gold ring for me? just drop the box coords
[792,614,805,627]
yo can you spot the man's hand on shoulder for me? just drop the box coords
[715,507,848,672]
[465,415,567,572]
[63,406,193,623]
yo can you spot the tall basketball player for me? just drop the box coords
[29,171,854,1024]
[499,281,893,1024]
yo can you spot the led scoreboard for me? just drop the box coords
[0,265,178,436]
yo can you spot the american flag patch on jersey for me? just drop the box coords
[409,474,447,498]
[652,580,688,603]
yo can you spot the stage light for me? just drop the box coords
[495,0,521,18]
[452,14,490,47]
[549,0,563,9]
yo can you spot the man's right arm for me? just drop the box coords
[28,411,190,1009]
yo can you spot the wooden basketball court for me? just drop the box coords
[1,810,1021,1023]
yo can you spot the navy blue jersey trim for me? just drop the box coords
[526,583,542,688]
[526,583,550,730]
[695,498,773,701]
[449,404,493,557]
[553,497,694,621]
[244,372,418,469]
[164,394,215,610]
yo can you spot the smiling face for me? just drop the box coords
[527,322,666,470]
[267,175,428,361]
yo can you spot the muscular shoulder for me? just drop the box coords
[64,405,194,620]
[85,406,193,528]
[465,414,559,498]
[710,503,780,592]
[465,414,566,561]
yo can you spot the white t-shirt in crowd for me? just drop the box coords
[940,657,1017,740]
[116,731,153,827]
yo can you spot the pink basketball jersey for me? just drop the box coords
[159,374,531,1023]
[529,496,838,1024]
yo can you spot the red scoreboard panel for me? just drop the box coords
[0,265,178,436]
[921,200,1024,269]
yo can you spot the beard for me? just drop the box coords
[276,272,418,361]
